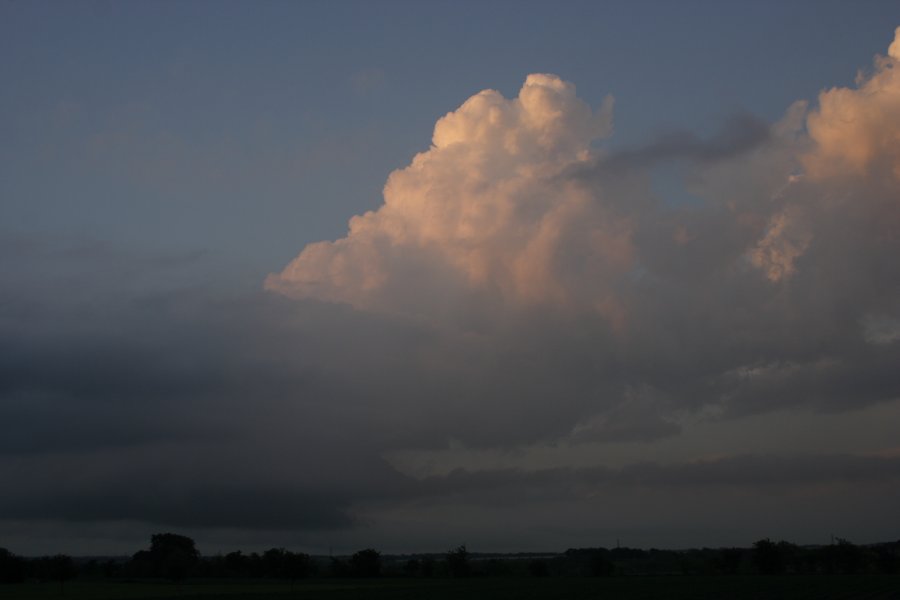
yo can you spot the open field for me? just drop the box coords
[2,576,900,600]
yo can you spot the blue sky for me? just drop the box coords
[3,1,899,277]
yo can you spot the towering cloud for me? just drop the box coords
[266,75,632,323]
[741,29,900,312]
[269,28,900,427]
[805,26,900,182]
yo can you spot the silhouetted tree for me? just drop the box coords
[589,550,615,576]
[836,538,862,574]
[329,557,351,578]
[482,559,511,576]
[350,549,381,577]
[0,548,25,584]
[132,533,200,580]
[528,559,549,577]
[753,539,785,575]
[23,554,78,594]
[875,543,900,574]
[818,538,863,574]
[561,548,615,577]
[716,548,744,574]
[51,555,76,594]
[285,551,313,581]
[102,559,120,579]
[262,548,288,578]
[420,556,435,577]
[223,551,248,577]
[403,559,421,577]
[165,549,196,581]
[446,545,470,577]
[150,533,199,560]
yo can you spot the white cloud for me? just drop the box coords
[266,74,626,324]
[804,27,900,183]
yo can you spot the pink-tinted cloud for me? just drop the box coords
[805,26,900,182]
[266,75,629,323]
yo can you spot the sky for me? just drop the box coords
[2,0,900,556]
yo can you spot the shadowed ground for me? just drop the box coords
[2,576,900,600]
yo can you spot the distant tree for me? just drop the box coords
[136,533,200,581]
[819,538,863,574]
[0,548,26,584]
[81,559,100,579]
[482,558,511,576]
[150,533,199,561]
[47,554,76,595]
[753,539,785,575]
[589,550,615,577]
[528,559,549,577]
[165,549,195,581]
[128,549,153,578]
[350,549,381,577]
[247,552,265,578]
[403,559,421,577]
[329,557,351,578]
[875,543,900,574]
[102,559,120,579]
[561,548,615,577]
[224,551,249,577]
[446,545,470,578]
[835,538,863,574]
[714,548,744,574]
[284,551,313,581]
[420,556,435,577]
[262,548,287,578]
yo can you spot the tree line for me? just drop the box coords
[2,535,899,584]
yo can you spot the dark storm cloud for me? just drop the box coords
[412,453,900,501]
[0,241,897,558]
[1,483,356,530]
[3,228,898,459]
[571,113,773,181]
[0,235,390,531]
[4,210,900,540]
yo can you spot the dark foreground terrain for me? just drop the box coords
[2,576,900,600]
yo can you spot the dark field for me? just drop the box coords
[3,576,900,600]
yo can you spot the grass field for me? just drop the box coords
[2,576,900,600]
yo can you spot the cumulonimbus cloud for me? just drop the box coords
[805,25,900,182]
[268,28,900,426]
[270,30,900,323]
[266,74,633,325]
[745,25,900,283]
